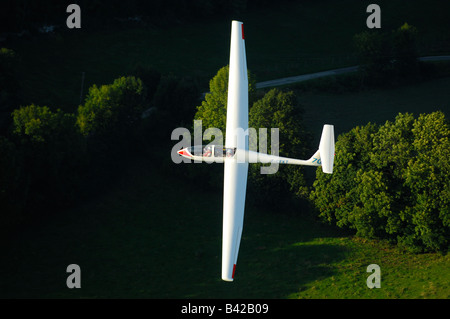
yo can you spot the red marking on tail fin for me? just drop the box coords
[232,264,236,278]
[241,24,245,40]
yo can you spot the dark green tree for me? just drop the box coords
[194,65,257,136]
[402,111,450,251]
[310,112,449,252]
[310,122,379,228]
[248,88,312,206]
[76,76,146,138]
[368,113,415,239]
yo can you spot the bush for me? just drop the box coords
[310,112,450,252]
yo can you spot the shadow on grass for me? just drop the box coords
[0,156,349,299]
[177,208,350,299]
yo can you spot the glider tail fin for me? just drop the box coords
[318,124,335,174]
[255,124,335,171]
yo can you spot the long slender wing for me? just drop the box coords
[222,160,248,281]
[225,20,248,149]
[222,20,249,282]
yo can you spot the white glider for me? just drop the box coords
[177,21,335,281]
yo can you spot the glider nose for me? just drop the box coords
[177,148,191,157]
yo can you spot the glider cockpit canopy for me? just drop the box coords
[188,145,236,158]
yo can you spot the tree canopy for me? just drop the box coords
[76,76,146,137]
[310,111,450,252]
[194,65,257,136]
[248,88,312,203]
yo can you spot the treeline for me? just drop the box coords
[0,66,199,234]
[310,112,450,253]
[0,0,290,33]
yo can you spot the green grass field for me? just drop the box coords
[1,153,448,299]
[2,0,450,299]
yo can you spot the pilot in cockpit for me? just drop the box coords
[203,146,212,157]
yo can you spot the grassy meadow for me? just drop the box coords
[2,0,450,299]
[1,151,448,299]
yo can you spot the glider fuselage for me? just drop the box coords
[177,145,322,166]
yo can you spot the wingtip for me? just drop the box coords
[221,264,236,282]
